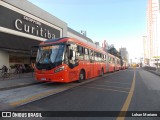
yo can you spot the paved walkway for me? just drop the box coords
[142,67,160,76]
[0,72,38,90]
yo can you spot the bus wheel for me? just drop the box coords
[113,67,115,72]
[77,70,85,83]
[100,68,104,77]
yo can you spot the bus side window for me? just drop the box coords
[97,53,99,61]
[97,53,100,61]
[102,54,105,62]
[94,52,98,61]
[89,50,91,60]
[115,58,117,64]
[84,48,89,61]
[110,57,112,63]
[77,46,84,60]
[112,58,114,63]
[101,54,104,62]
[99,53,102,62]
[92,51,95,61]
[104,55,106,61]
[89,50,94,62]
[97,53,100,62]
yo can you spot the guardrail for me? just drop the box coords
[0,72,34,80]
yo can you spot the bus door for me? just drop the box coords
[83,48,90,79]
[67,44,79,81]
[93,52,100,77]
[105,54,109,72]
[89,50,94,78]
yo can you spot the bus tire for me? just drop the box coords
[113,67,115,72]
[77,70,85,83]
[100,68,104,77]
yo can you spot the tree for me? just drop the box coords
[107,45,119,57]
[108,45,123,66]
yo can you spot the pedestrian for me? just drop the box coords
[22,64,26,73]
[1,65,8,73]
[19,64,22,73]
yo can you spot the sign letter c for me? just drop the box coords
[15,19,22,31]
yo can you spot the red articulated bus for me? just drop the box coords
[108,53,115,72]
[115,57,121,71]
[107,54,122,72]
[121,60,125,70]
[122,60,128,69]
[120,60,128,70]
[34,37,108,83]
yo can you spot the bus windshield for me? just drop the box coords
[36,44,65,69]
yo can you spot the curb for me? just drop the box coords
[142,68,160,77]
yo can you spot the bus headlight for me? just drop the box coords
[54,66,65,73]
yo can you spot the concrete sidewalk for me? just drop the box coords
[147,70,160,76]
[0,72,39,90]
[142,68,160,76]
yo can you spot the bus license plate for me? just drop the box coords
[41,78,46,80]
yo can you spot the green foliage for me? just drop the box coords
[107,45,119,58]
[10,65,16,69]
[108,45,123,66]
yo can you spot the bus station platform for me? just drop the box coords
[0,72,37,91]
[142,67,160,76]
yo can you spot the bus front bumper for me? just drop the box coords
[35,71,68,83]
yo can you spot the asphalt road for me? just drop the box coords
[2,68,160,120]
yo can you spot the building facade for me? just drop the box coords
[0,0,93,69]
[143,36,150,64]
[119,48,129,63]
[67,27,93,43]
[146,0,160,59]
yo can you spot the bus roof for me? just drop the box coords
[40,37,106,54]
[108,53,115,57]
